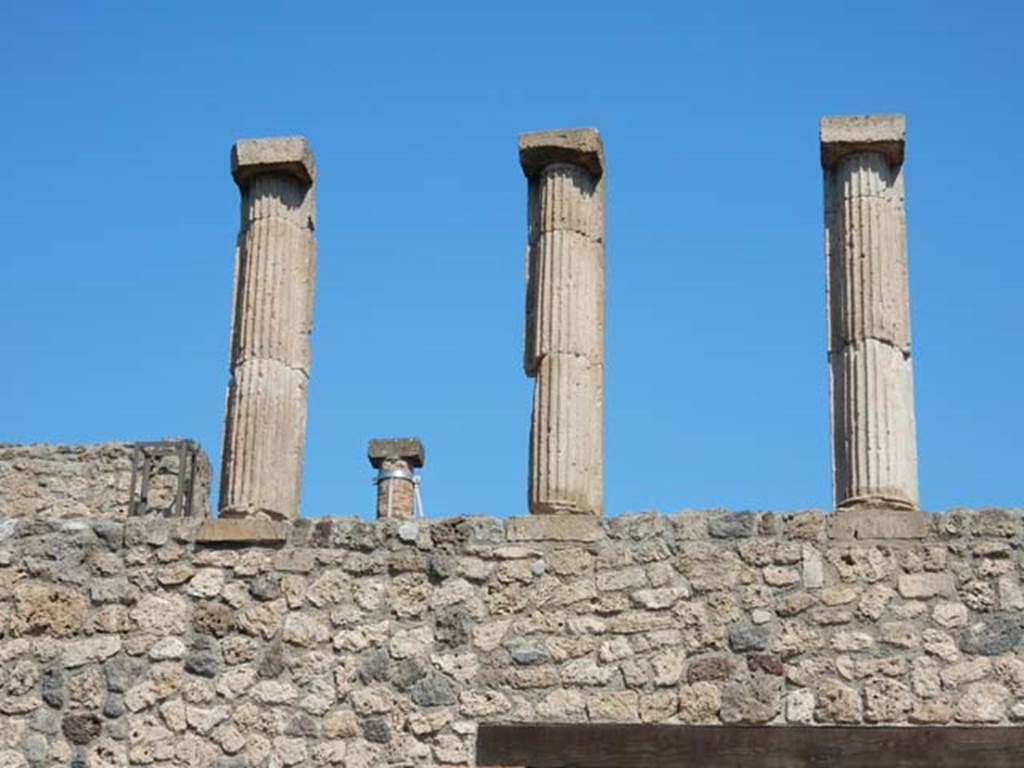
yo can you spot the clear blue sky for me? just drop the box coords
[2,2,1021,517]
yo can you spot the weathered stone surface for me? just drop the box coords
[282,613,329,647]
[727,623,770,652]
[677,683,719,722]
[709,512,757,539]
[933,602,968,628]
[40,666,64,708]
[219,136,316,522]
[786,689,815,723]
[802,545,825,588]
[194,518,286,544]
[587,691,639,721]
[506,515,604,542]
[185,637,222,678]
[830,509,931,540]
[685,655,738,683]
[820,114,905,165]
[0,507,1021,766]
[130,594,187,635]
[0,442,211,519]
[192,601,235,637]
[61,714,101,745]
[863,677,911,722]
[971,509,1020,538]
[409,676,456,707]
[519,128,604,177]
[941,658,992,689]
[720,676,781,723]
[67,666,103,709]
[814,679,862,723]
[521,128,605,516]
[231,136,315,184]
[954,682,1009,723]
[899,572,956,599]
[11,582,86,637]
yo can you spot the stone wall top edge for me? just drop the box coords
[0,441,136,453]
[4,508,1024,549]
[0,438,203,452]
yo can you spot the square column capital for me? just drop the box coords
[820,114,905,168]
[232,136,316,186]
[368,437,425,469]
[519,128,604,179]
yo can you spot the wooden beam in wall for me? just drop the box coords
[476,723,1024,768]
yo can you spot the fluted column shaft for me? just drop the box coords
[822,115,918,509]
[219,137,316,521]
[520,129,605,515]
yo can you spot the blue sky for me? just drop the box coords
[2,2,1021,517]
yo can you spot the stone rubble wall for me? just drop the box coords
[0,443,211,520]
[0,508,1023,767]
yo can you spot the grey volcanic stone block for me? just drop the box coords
[509,643,550,666]
[410,675,456,707]
[249,572,282,601]
[185,636,222,678]
[61,713,102,744]
[103,693,125,718]
[103,658,143,693]
[258,642,286,679]
[728,623,771,652]
[359,649,393,683]
[361,717,392,744]
[41,666,64,708]
[960,613,1023,656]
[285,713,319,737]
[709,512,758,539]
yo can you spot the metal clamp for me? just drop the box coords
[374,467,415,483]
[372,467,425,518]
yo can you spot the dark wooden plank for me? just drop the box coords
[476,723,1024,768]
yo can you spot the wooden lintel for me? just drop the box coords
[476,723,1024,768]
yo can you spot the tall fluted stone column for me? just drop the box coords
[519,129,605,515]
[219,137,316,521]
[822,115,919,510]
